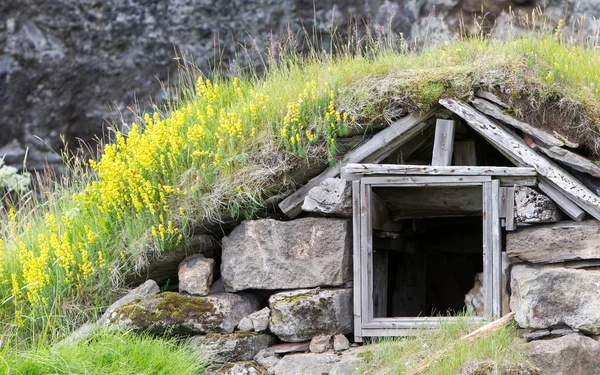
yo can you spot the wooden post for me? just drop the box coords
[504,187,516,231]
[352,180,362,342]
[491,179,502,319]
[482,181,494,320]
[373,250,389,318]
[432,119,455,166]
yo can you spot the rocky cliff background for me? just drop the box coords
[0,0,596,170]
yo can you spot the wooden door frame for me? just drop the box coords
[352,176,502,342]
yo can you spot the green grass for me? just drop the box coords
[1,11,600,367]
[1,328,206,375]
[362,318,531,374]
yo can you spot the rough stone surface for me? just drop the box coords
[254,349,280,374]
[515,186,560,223]
[506,221,600,263]
[264,342,310,355]
[333,334,350,351]
[459,361,538,375]
[271,346,365,375]
[511,264,600,334]
[269,288,352,342]
[128,235,219,285]
[238,316,254,331]
[205,361,267,375]
[309,334,332,353]
[528,334,600,375]
[178,255,215,296]
[192,332,276,363]
[248,307,271,333]
[523,328,576,342]
[107,292,258,335]
[222,218,352,292]
[97,279,159,326]
[302,178,352,217]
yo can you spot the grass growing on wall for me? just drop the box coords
[1,10,600,362]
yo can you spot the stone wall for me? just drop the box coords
[2,0,593,171]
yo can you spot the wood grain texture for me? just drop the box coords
[432,119,455,166]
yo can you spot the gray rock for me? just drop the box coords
[238,316,254,331]
[192,332,276,363]
[205,361,267,375]
[264,342,310,355]
[221,218,352,292]
[309,334,332,353]
[128,235,219,285]
[107,292,257,335]
[249,307,271,333]
[515,187,561,224]
[302,178,352,217]
[511,264,600,334]
[269,288,352,342]
[254,349,280,374]
[333,334,350,351]
[210,278,226,294]
[506,221,600,263]
[271,347,365,375]
[528,334,600,375]
[178,255,215,296]
[97,279,159,326]
[523,328,576,342]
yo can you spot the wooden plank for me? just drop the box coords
[471,97,564,147]
[538,145,600,178]
[482,181,493,320]
[360,181,373,324]
[371,192,401,232]
[440,98,600,220]
[454,140,478,166]
[279,110,437,217]
[360,328,419,337]
[475,90,508,108]
[363,176,491,188]
[342,164,536,180]
[372,250,388,318]
[537,179,586,221]
[432,119,455,166]
[505,187,517,231]
[352,180,362,342]
[491,179,502,319]
[382,125,435,164]
[498,176,537,187]
[499,187,508,218]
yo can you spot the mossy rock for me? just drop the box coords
[108,292,258,335]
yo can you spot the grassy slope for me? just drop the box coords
[1,25,600,371]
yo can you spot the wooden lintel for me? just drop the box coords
[471,97,564,147]
[279,110,436,218]
[342,164,536,180]
[432,119,455,166]
[440,98,600,220]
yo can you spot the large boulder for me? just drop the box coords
[192,332,276,363]
[270,347,364,375]
[107,292,257,335]
[269,288,352,342]
[302,178,352,217]
[528,334,600,375]
[178,255,215,296]
[221,218,352,292]
[97,279,160,326]
[510,264,600,334]
[506,221,600,263]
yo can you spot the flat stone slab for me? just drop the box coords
[264,342,310,355]
[269,288,352,342]
[528,334,600,375]
[511,264,600,334]
[506,221,600,263]
[107,292,257,335]
[222,218,352,292]
[205,361,267,375]
[271,347,364,375]
[192,332,276,363]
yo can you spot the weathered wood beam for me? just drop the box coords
[503,187,517,231]
[471,97,564,147]
[439,98,600,220]
[352,180,362,342]
[454,140,477,166]
[538,145,600,178]
[432,119,455,166]
[342,164,536,180]
[537,180,585,221]
[279,110,436,218]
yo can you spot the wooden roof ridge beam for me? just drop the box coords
[439,98,600,221]
[471,97,565,148]
[342,164,537,180]
[278,109,437,218]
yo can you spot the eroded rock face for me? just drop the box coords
[506,221,600,263]
[510,264,600,334]
[108,292,257,335]
[192,332,276,363]
[271,347,365,375]
[205,361,267,375]
[515,186,560,223]
[528,334,600,375]
[302,178,352,217]
[269,288,352,342]
[221,218,352,292]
